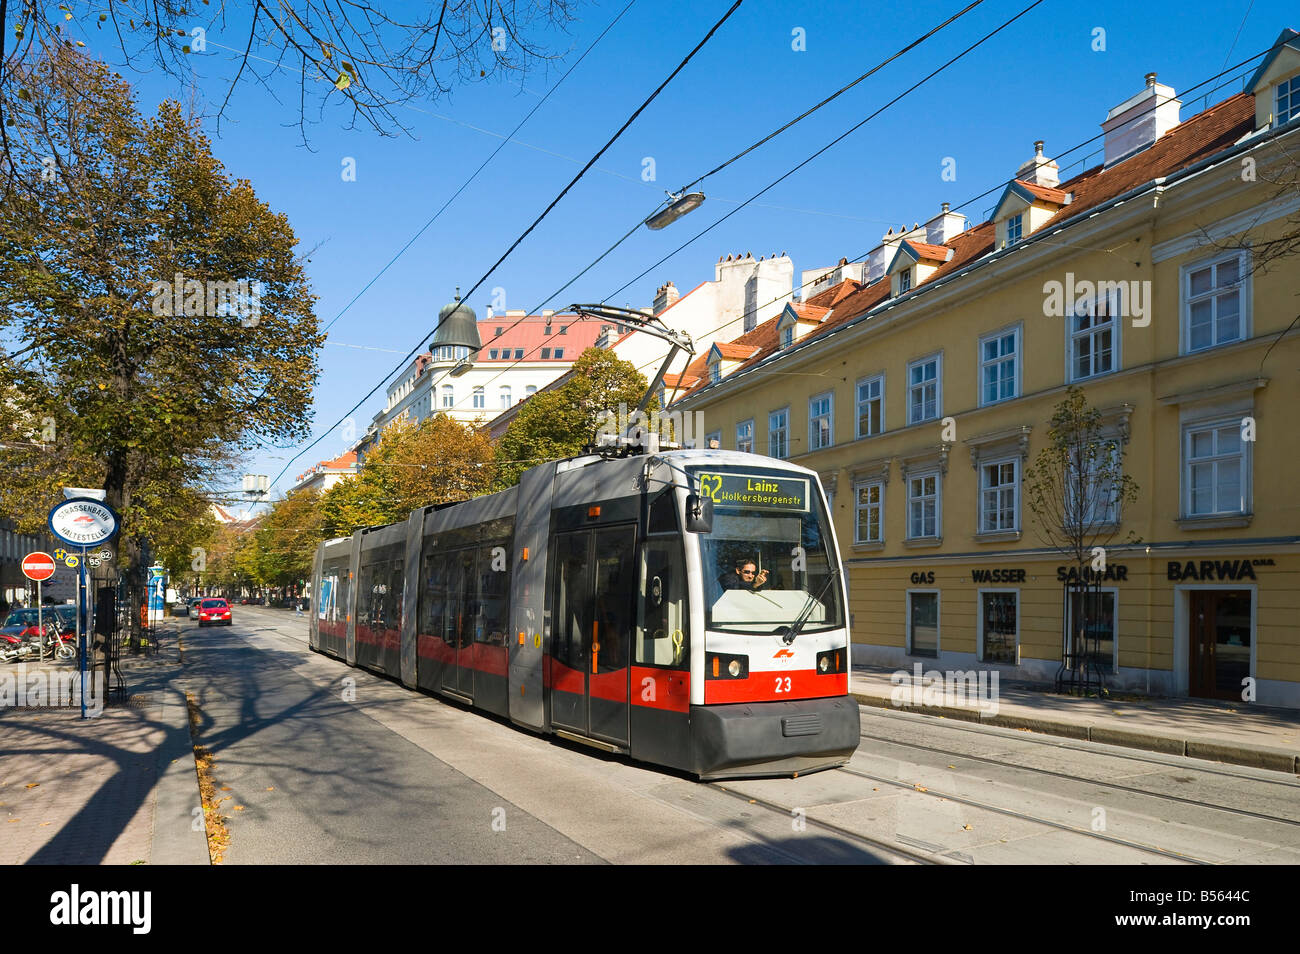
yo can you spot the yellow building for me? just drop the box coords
[672,35,1300,708]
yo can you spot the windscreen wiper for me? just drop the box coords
[777,573,836,646]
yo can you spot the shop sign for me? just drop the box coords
[1166,558,1271,582]
[909,571,935,584]
[1057,564,1129,582]
[971,568,1025,583]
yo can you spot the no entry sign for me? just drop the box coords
[22,551,57,582]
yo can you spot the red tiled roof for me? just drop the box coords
[1017,180,1070,204]
[711,342,761,360]
[902,240,952,262]
[806,278,862,308]
[673,93,1256,402]
[790,303,832,322]
[476,315,604,361]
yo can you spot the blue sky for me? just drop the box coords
[106,0,1296,498]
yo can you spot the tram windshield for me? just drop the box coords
[688,465,844,635]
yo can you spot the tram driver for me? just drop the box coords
[718,558,768,594]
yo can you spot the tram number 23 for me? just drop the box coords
[774,676,792,693]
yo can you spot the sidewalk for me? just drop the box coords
[853,664,1300,775]
[0,623,209,865]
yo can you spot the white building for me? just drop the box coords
[289,451,359,495]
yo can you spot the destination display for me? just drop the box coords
[696,471,809,512]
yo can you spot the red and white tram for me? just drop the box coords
[310,448,859,779]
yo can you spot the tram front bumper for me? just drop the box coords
[691,696,861,780]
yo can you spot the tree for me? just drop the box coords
[0,47,321,638]
[0,0,581,177]
[1024,387,1140,695]
[321,413,496,536]
[493,347,653,488]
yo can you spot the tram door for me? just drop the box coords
[550,525,635,745]
[441,548,477,698]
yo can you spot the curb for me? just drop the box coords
[852,691,1300,776]
[147,680,210,864]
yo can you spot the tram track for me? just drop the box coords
[707,780,959,865]
[856,713,1300,828]
[832,765,1210,864]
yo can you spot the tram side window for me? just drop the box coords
[387,559,404,631]
[356,564,373,625]
[419,551,446,637]
[638,538,689,669]
[479,541,510,644]
[648,489,677,534]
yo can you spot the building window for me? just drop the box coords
[898,268,912,294]
[489,349,499,359]
[559,326,567,335]
[541,348,551,359]
[513,349,523,360]
[809,392,833,451]
[554,349,564,360]
[1006,213,1023,246]
[441,385,454,408]
[781,325,794,348]
[907,354,941,425]
[979,326,1019,405]
[979,458,1018,533]
[979,591,1018,664]
[907,471,940,539]
[705,430,721,450]
[709,361,721,384]
[473,387,485,409]
[1067,440,1121,527]
[1065,588,1117,674]
[1069,288,1119,381]
[495,326,504,336]
[736,419,754,454]
[855,480,883,544]
[856,374,884,438]
[768,408,789,459]
[500,386,511,408]
[1184,420,1246,516]
[1183,252,1246,353]
[525,385,537,397]
[1278,74,1300,125]
[907,591,939,658]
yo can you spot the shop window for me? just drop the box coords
[907,591,938,657]
[979,590,1018,664]
[1065,588,1116,674]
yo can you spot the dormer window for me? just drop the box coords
[1006,213,1024,245]
[1278,74,1300,125]
[781,326,794,348]
[709,361,721,384]
[898,268,912,294]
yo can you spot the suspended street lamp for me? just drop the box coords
[643,191,706,231]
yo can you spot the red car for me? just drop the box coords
[198,598,233,627]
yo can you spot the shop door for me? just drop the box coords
[549,526,634,744]
[1188,590,1252,701]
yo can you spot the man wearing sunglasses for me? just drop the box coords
[719,558,769,592]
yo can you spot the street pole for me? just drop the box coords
[79,545,87,719]
[37,580,43,664]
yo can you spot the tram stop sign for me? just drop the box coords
[22,552,57,582]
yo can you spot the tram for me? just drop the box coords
[309,447,860,779]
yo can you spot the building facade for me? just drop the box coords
[672,40,1300,708]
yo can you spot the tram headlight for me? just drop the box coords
[816,648,846,674]
[706,652,747,679]
[728,659,742,677]
[818,655,830,673]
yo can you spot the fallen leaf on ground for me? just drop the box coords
[7,819,19,823]
[232,805,245,812]
[25,783,39,789]
[40,822,50,827]
[914,785,928,792]
[266,787,275,792]
[220,786,231,791]
[963,824,972,830]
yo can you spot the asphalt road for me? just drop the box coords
[176,607,1300,865]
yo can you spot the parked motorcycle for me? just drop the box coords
[0,621,74,663]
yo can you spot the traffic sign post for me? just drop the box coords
[48,498,119,719]
[22,552,56,664]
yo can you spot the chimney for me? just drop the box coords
[1102,72,1180,167]
[1015,140,1060,187]
[925,202,968,246]
[653,280,680,316]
